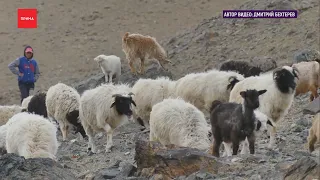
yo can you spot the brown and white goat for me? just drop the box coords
[121,32,173,75]
[292,61,320,101]
[210,89,267,157]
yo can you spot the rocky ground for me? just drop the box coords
[0,0,319,179]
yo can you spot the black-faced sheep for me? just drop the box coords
[131,76,177,129]
[210,89,267,157]
[174,69,244,116]
[292,61,320,101]
[307,113,320,153]
[46,83,82,141]
[93,54,121,83]
[5,112,58,160]
[229,66,299,149]
[122,32,173,75]
[149,98,211,151]
[219,60,262,77]
[79,83,136,153]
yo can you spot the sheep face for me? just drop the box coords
[110,94,136,118]
[273,66,299,94]
[227,76,240,90]
[240,89,267,109]
[66,110,87,138]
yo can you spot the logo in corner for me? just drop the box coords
[17,8,37,28]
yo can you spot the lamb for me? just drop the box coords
[174,69,244,115]
[21,95,33,109]
[219,60,262,77]
[307,113,320,153]
[93,54,121,83]
[131,76,177,128]
[5,112,58,160]
[229,66,299,149]
[0,105,25,126]
[122,32,173,75]
[79,83,136,153]
[292,61,320,101]
[26,92,48,118]
[210,89,267,157]
[46,82,84,141]
[149,98,211,151]
[222,110,274,157]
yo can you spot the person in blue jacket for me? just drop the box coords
[8,46,40,103]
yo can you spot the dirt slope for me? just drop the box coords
[0,0,246,105]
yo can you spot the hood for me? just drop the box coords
[23,45,34,59]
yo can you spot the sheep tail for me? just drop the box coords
[210,100,222,112]
[227,76,240,90]
[122,32,130,43]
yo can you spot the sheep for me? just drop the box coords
[292,61,320,101]
[0,125,7,154]
[122,32,173,75]
[210,89,267,157]
[307,113,320,153]
[46,82,83,141]
[93,54,121,83]
[21,95,33,109]
[26,92,47,118]
[222,110,274,157]
[219,60,262,77]
[0,105,25,126]
[174,69,245,115]
[5,112,58,160]
[149,98,211,151]
[79,83,136,153]
[229,66,299,149]
[131,76,177,129]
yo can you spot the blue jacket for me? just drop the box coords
[8,46,40,83]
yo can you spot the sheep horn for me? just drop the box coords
[112,94,123,98]
[128,92,135,96]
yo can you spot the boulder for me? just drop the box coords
[0,153,77,179]
[283,156,319,180]
[303,96,320,115]
[293,49,320,64]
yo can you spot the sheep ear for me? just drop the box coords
[110,102,116,108]
[21,108,27,112]
[267,120,274,127]
[258,89,267,95]
[240,91,246,98]
[131,100,137,107]
[256,120,262,131]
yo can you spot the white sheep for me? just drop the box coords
[229,66,299,149]
[5,112,58,160]
[292,61,320,101]
[46,82,81,141]
[131,76,177,128]
[94,54,121,83]
[0,125,7,151]
[222,110,274,157]
[79,83,136,153]
[174,69,245,115]
[0,105,24,126]
[21,95,33,109]
[149,98,211,151]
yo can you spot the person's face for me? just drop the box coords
[26,52,33,59]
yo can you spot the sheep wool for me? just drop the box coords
[21,95,33,109]
[149,98,211,151]
[174,69,244,115]
[5,112,58,160]
[131,76,177,128]
[46,82,80,141]
[0,105,24,126]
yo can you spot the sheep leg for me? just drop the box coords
[212,137,222,157]
[104,124,114,153]
[223,142,233,156]
[232,141,240,155]
[247,135,256,154]
[104,74,109,83]
[307,129,316,152]
[267,126,277,149]
[108,73,113,83]
[128,59,137,75]
[138,57,145,74]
